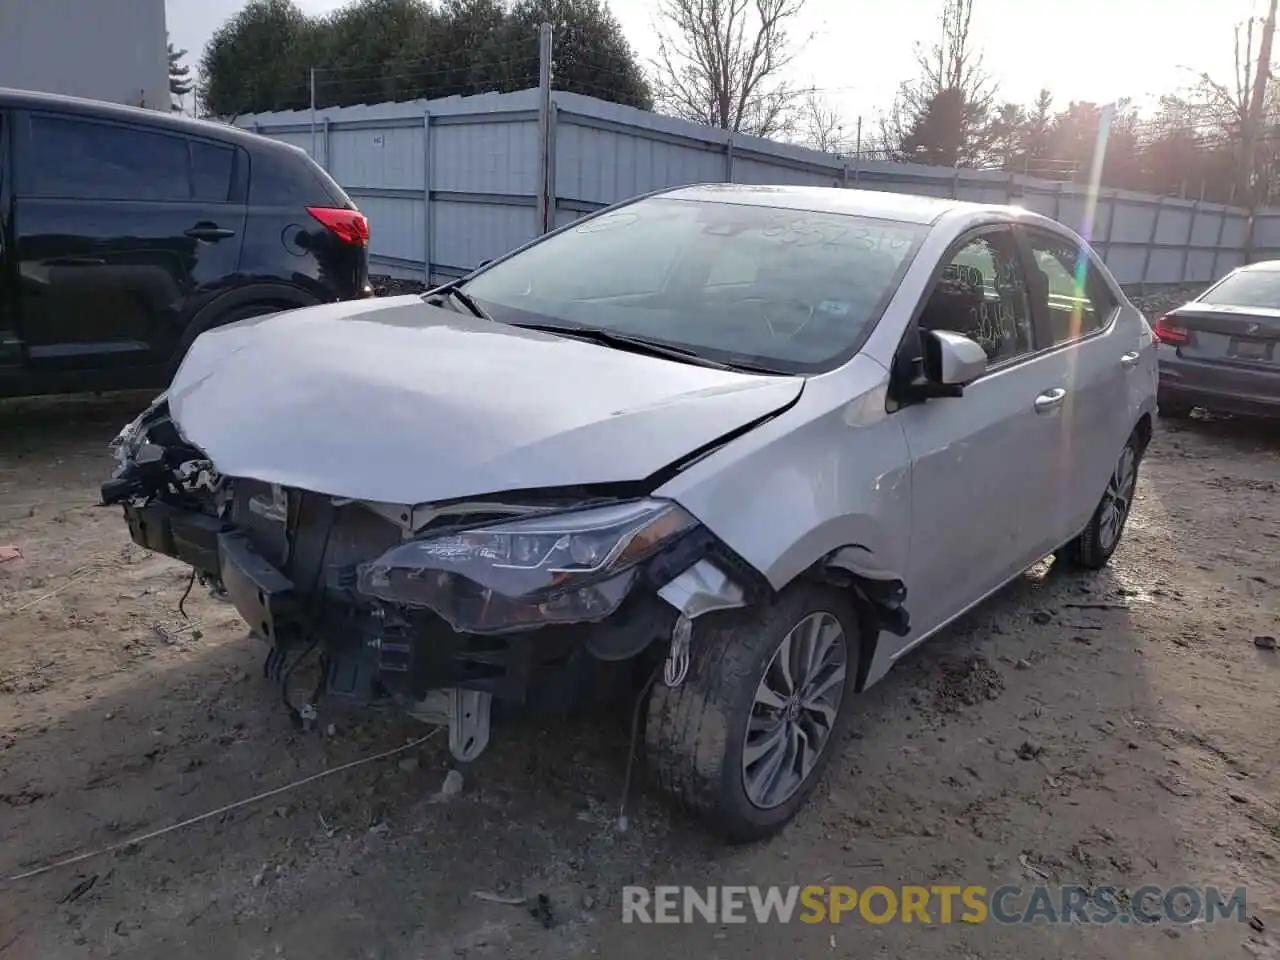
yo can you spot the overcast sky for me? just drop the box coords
[167,0,1263,123]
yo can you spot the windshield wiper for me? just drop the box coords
[509,322,742,371]
[423,280,492,322]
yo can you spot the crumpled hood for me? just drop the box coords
[167,296,803,504]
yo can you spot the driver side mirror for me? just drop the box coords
[919,329,987,397]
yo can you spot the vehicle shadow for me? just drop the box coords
[0,396,1265,960]
[0,550,1193,960]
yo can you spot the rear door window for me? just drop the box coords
[21,113,190,201]
[191,140,236,202]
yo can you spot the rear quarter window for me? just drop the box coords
[248,145,350,207]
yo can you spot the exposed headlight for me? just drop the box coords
[110,392,168,466]
[356,499,697,634]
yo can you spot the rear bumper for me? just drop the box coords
[1157,349,1280,418]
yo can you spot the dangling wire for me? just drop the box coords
[280,509,337,727]
[617,663,662,834]
[177,568,196,619]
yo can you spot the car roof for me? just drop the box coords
[657,183,998,225]
[1234,259,1280,273]
[0,86,298,154]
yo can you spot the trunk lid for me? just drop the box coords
[1165,303,1280,368]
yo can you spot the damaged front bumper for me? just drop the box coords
[103,405,767,760]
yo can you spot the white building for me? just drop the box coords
[0,0,169,109]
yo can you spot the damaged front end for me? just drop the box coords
[102,398,767,761]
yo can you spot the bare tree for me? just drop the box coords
[880,0,997,166]
[652,0,807,138]
[1163,16,1280,203]
[799,87,844,152]
[1187,20,1257,141]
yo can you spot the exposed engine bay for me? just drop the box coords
[101,395,769,762]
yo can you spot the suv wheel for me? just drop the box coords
[1057,433,1142,570]
[169,302,289,377]
[1157,398,1193,419]
[644,583,859,842]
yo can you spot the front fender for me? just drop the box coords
[655,360,913,597]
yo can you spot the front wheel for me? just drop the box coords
[644,583,860,843]
[1057,433,1142,570]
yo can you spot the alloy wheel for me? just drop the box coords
[1099,445,1137,550]
[742,611,848,809]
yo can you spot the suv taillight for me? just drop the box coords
[306,206,369,246]
[1152,315,1189,346]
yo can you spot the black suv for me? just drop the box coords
[0,88,372,398]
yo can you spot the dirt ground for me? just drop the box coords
[1,386,1278,959]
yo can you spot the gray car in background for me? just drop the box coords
[1155,261,1280,419]
[103,185,1157,841]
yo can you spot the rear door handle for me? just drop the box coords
[184,223,236,241]
[1120,351,1141,368]
[1034,387,1067,414]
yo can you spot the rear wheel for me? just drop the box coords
[644,583,860,843]
[1058,433,1142,570]
[168,302,294,377]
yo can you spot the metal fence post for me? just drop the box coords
[321,117,331,171]
[1139,196,1164,296]
[1100,190,1117,264]
[423,110,432,285]
[1210,207,1228,281]
[309,67,317,159]
[724,133,735,182]
[1180,200,1199,285]
[535,22,554,236]
[547,100,559,230]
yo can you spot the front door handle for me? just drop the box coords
[1034,387,1067,414]
[184,223,236,241]
[1120,351,1141,369]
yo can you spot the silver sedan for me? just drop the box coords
[104,184,1158,842]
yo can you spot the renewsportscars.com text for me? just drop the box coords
[621,884,1248,926]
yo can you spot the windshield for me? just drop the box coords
[1200,268,1280,309]
[459,196,928,373]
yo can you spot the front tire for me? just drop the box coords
[644,583,860,843]
[1058,432,1142,570]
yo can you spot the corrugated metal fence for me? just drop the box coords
[238,88,1280,289]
